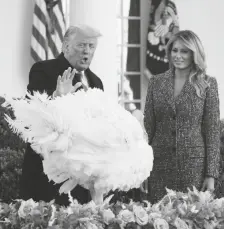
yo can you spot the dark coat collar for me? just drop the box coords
[158,69,195,113]
[57,52,74,70]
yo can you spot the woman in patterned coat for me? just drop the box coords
[144,30,220,203]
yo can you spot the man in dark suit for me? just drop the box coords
[20,24,104,206]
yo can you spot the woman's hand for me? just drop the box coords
[140,178,149,194]
[201,177,215,192]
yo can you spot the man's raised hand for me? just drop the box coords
[53,67,82,97]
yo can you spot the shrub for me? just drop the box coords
[0,148,25,202]
[0,97,26,203]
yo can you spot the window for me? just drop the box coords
[117,0,143,112]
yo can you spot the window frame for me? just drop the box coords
[117,0,144,111]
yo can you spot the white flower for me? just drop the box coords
[101,209,115,225]
[77,222,99,229]
[148,31,160,45]
[4,218,11,223]
[165,188,177,197]
[0,203,10,215]
[177,202,188,216]
[142,201,151,212]
[190,205,199,213]
[18,199,39,218]
[148,212,162,224]
[86,222,99,229]
[153,218,169,229]
[79,201,98,217]
[174,217,189,229]
[48,204,57,226]
[118,209,135,224]
[133,205,148,226]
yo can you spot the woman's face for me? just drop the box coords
[171,39,193,70]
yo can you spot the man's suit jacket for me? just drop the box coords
[20,53,104,206]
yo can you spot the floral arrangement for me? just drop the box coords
[0,187,223,229]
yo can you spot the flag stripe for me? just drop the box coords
[55,4,66,31]
[52,11,64,41]
[58,0,66,24]
[31,0,66,62]
[31,47,42,62]
[48,33,60,58]
[32,25,47,50]
[52,31,63,54]
[31,35,46,60]
[34,3,47,26]
[47,46,55,60]
[33,14,46,38]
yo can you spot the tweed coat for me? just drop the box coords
[20,53,104,206]
[144,69,220,203]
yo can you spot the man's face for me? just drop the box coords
[67,35,98,71]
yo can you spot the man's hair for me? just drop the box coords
[62,25,101,53]
[62,26,77,53]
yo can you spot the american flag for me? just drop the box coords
[31,0,66,62]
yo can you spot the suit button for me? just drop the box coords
[172,147,176,151]
[172,115,176,120]
[172,130,176,135]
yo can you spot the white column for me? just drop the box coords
[0,0,34,97]
[69,0,118,100]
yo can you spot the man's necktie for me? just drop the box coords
[73,72,82,86]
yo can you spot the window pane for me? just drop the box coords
[118,75,140,100]
[123,19,128,44]
[124,102,141,112]
[116,46,122,74]
[117,19,122,45]
[125,47,140,72]
[117,47,140,73]
[125,74,141,99]
[118,80,121,97]
[123,0,140,17]
[122,0,130,17]
[124,20,140,44]
[127,20,140,44]
[117,19,140,45]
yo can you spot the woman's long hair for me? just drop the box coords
[166,30,210,97]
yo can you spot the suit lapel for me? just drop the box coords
[85,68,99,89]
[176,77,196,103]
[159,69,176,113]
[56,53,102,89]
[56,52,73,78]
